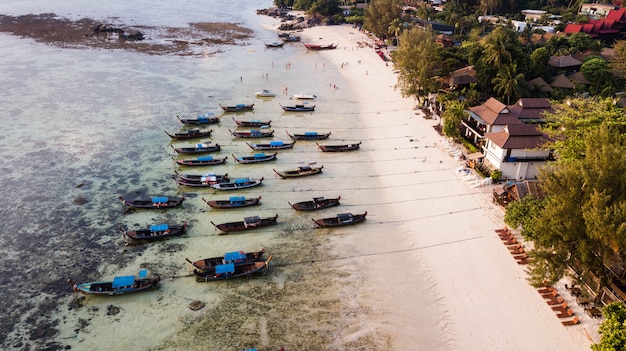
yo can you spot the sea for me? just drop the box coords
[0,1,386,350]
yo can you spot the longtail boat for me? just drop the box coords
[202,196,261,209]
[193,256,273,282]
[246,141,295,150]
[170,142,220,154]
[177,113,219,125]
[172,155,227,167]
[211,177,264,190]
[68,269,160,296]
[219,103,254,112]
[312,212,367,227]
[229,129,275,138]
[186,249,266,272]
[232,117,271,127]
[232,152,277,164]
[118,195,184,209]
[289,196,341,211]
[317,141,361,152]
[279,103,315,112]
[210,214,278,233]
[286,131,330,140]
[119,222,187,243]
[273,165,323,178]
[164,129,213,140]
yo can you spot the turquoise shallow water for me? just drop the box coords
[0,2,389,350]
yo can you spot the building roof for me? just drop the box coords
[567,71,591,85]
[507,98,554,120]
[469,98,525,126]
[449,65,476,86]
[548,55,583,68]
[526,77,554,92]
[550,74,575,89]
[485,124,548,149]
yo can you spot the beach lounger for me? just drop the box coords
[512,253,527,260]
[556,309,575,319]
[545,297,565,306]
[516,258,530,265]
[552,302,569,313]
[509,246,525,255]
[542,289,559,298]
[499,232,514,239]
[503,238,518,246]
[537,286,555,294]
[561,316,580,326]
[495,226,509,233]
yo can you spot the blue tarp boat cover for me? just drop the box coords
[254,153,266,158]
[216,263,235,274]
[229,196,246,203]
[198,156,213,161]
[224,251,246,262]
[152,197,168,203]
[304,131,318,135]
[196,143,209,148]
[235,178,250,184]
[251,119,260,122]
[138,269,148,278]
[236,104,246,108]
[197,116,208,121]
[150,224,169,232]
[112,275,135,288]
[337,213,354,222]
[270,141,284,146]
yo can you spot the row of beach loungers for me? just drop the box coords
[495,226,582,326]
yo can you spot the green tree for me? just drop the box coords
[387,18,403,45]
[308,0,341,17]
[529,47,551,81]
[492,63,525,104]
[567,32,593,54]
[442,99,469,140]
[581,56,617,96]
[393,27,439,103]
[609,40,626,78]
[363,0,402,38]
[293,0,315,11]
[593,302,626,351]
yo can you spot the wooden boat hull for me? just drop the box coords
[246,141,295,150]
[174,172,229,186]
[118,196,184,209]
[317,142,361,152]
[219,103,254,112]
[119,223,187,242]
[286,131,330,140]
[211,177,264,190]
[304,43,337,50]
[202,196,261,209]
[211,214,278,233]
[313,212,367,227]
[164,129,213,140]
[279,103,315,112]
[233,117,271,127]
[232,152,277,164]
[273,166,323,178]
[289,196,341,211]
[177,115,219,125]
[186,249,266,272]
[173,156,227,167]
[171,143,220,154]
[69,271,160,296]
[229,129,274,138]
[194,256,273,281]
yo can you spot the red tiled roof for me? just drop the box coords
[564,23,582,33]
[606,8,626,21]
[582,23,595,33]
[485,124,549,149]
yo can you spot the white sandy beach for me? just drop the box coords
[294,24,596,350]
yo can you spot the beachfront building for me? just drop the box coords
[462,97,554,180]
[482,124,552,181]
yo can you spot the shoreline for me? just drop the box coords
[295,24,594,350]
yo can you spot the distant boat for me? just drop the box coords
[68,269,160,296]
[289,196,341,211]
[232,152,277,164]
[279,103,315,112]
[219,103,254,112]
[118,195,184,209]
[293,93,316,100]
[177,113,219,125]
[186,248,266,272]
[233,117,271,127]
[193,256,273,282]
[317,141,361,152]
[246,140,295,150]
[278,32,301,42]
[119,222,187,243]
[254,90,276,98]
[164,129,213,140]
[174,171,230,187]
[202,196,261,209]
[170,142,220,154]
[229,128,275,138]
[211,177,264,190]
[172,155,228,167]
[273,165,323,178]
[265,40,284,47]
[286,131,331,140]
[312,212,367,227]
[303,43,337,50]
[211,214,279,233]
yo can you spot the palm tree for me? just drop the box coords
[483,29,512,69]
[388,18,402,46]
[492,64,525,105]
